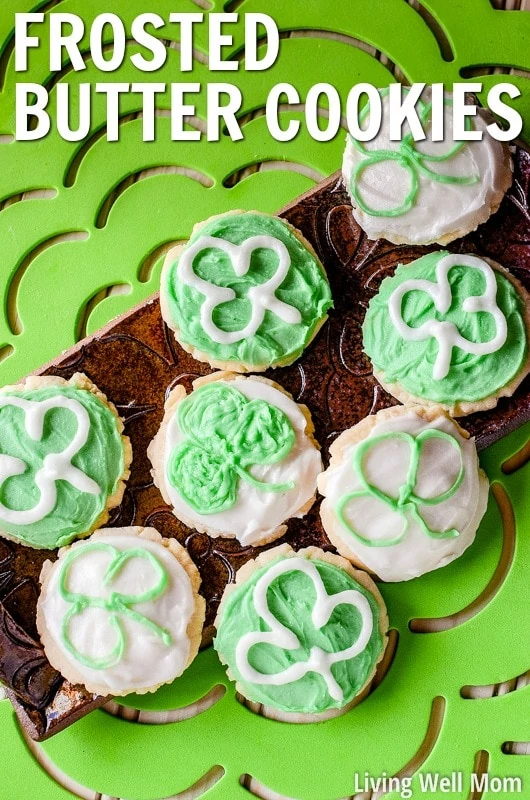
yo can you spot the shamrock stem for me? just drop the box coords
[235,465,295,494]
[119,603,173,646]
[409,504,460,540]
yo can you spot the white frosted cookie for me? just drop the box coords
[318,406,489,582]
[148,372,322,547]
[160,210,333,372]
[342,87,512,245]
[37,527,205,696]
[214,544,388,722]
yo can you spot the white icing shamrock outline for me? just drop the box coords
[235,558,373,702]
[177,234,302,345]
[0,396,101,525]
[388,253,508,380]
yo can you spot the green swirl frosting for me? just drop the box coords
[214,556,384,715]
[58,542,171,670]
[0,386,125,549]
[363,252,527,404]
[167,382,295,514]
[162,212,333,368]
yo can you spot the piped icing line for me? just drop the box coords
[234,557,373,702]
[177,234,302,344]
[350,92,479,219]
[58,542,172,670]
[336,429,464,548]
[0,395,101,525]
[388,253,508,380]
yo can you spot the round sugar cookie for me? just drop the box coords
[148,372,322,547]
[214,544,388,721]
[37,527,205,696]
[0,373,131,549]
[342,87,512,245]
[160,210,333,372]
[318,405,489,582]
[362,251,530,415]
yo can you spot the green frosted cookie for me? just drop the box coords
[161,211,333,371]
[0,374,130,549]
[362,251,529,415]
[214,546,387,720]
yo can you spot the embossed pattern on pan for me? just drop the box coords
[1,148,530,741]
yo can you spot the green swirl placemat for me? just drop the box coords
[0,1,529,799]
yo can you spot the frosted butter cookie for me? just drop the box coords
[0,373,131,550]
[342,88,512,245]
[214,545,388,721]
[160,210,333,372]
[363,252,530,415]
[318,406,489,582]
[148,372,322,547]
[37,527,205,696]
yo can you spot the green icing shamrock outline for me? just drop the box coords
[336,429,465,548]
[167,383,296,515]
[349,90,479,217]
[59,543,172,670]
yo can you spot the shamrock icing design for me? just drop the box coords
[337,429,465,548]
[177,234,302,344]
[388,254,508,380]
[58,542,172,670]
[167,382,296,515]
[350,93,479,218]
[0,395,101,525]
[235,558,373,702]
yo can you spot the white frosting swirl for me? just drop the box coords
[235,557,373,700]
[177,234,302,344]
[388,253,508,380]
[0,395,100,525]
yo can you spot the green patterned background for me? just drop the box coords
[0,2,529,799]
